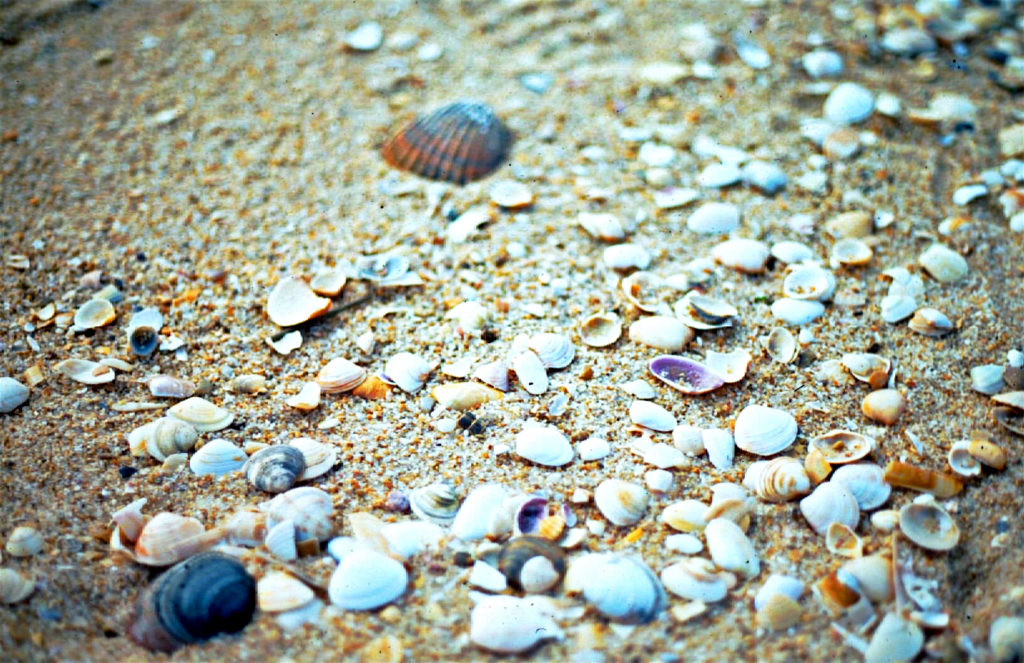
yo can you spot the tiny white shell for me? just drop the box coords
[578,437,611,461]
[629,400,676,432]
[446,301,488,334]
[515,426,574,467]
[451,484,510,541]
[712,238,770,274]
[770,298,825,325]
[703,349,752,383]
[327,548,408,610]
[702,428,735,470]
[734,405,798,456]
[687,202,740,234]
[578,213,626,242]
[579,312,622,348]
[673,425,705,455]
[264,520,297,560]
[782,263,836,301]
[528,333,575,369]
[54,358,115,385]
[594,479,649,526]
[770,241,815,264]
[470,595,563,653]
[603,243,651,271]
[705,518,759,578]
[660,500,707,532]
[383,352,434,393]
[510,350,548,395]
[799,481,859,536]
[316,358,366,393]
[189,438,247,476]
[286,382,321,411]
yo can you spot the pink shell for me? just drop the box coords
[648,355,726,395]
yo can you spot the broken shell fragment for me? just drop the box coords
[603,243,651,271]
[285,382,321,411]
[382,353,434,393]
[865,613,923,663]
[648,355,725,395]
[970,365,1005,395]
[510,350,548,395]
[661,557,730,603]
[528,333,575,369]
[883,461,963,498]
[167,397,233,432]
[629,316,694,352]
[594,479,649,526]
[799,481,859,535]
[54,358,115,385]
[861,389,905,425]
[762,328,798,364]
[704,349,751,384]
[830,238,873,266]
[734,404,798,456]
[898,501,959,551]
[673,291,737,330]
[131,513,220,566]
[839,554,893,603]
[309,269,347,297]
[257,572,315,613]
[967,436,1006,470]
[579,312,622,348]
[265,277,331,327]
[0,377,30,413]
[578,212,625,242]
[515,425,574,467]
[316,358,366,393]
[808,430,876,464]
[825,522,862,558]
[702,428,735,470]
[471,360,510,392]
[687,202,740,234]
[470,595,563,654]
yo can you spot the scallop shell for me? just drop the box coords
[705,518,760,578]
[947,440,981,477]
[327,549,408,610]
[147,375,196,399]
[898,501,959,551]
[54,358,115,385]
[450,484,509,541]
[0,377,30,413]
[167,397,233,432]
[673,291,738,330]
[629,316,694,352]
[830,463,890,510]
[510,350,548,395]
[6,526,43,557]
[409,482,461,525]
[648,355,725,395]
[578,212,625,242]
[141,418,198,461]
[579,555,666,623]
[498,536,566,593]
[514,425,574,467]
[244,445,305,494]
[734,404,798,456]
[799,481,859,536]
[265,277,331,327]
[431,382,502,410]
[381,100,511,185]
[0,568,34,604]
[528,333,575,369]
[73,298,116,330]
[702,428,735,470]
[261,487,335,542]
[126,308,163,356]
[579,312,622,348]
[629,400,676,432]
[382,352,434,393]
[316,358,367,393]
[190,439,248,477]
[782,263,836,301]
[661,557,730,603]
[471,360,510,392]
[743,457,811,502]
[808,430,876,464]
[263,519,297,560]
[594,479,649,526]
[288,437,338,481]
[470,595,563,654]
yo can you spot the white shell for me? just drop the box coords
[594,479,649,526]
[289,437,338,481]
[918,244,968,283]
[189,438,247,476]
[639,442,688,469]
[712,238,770,274]
[316,357,366,393]
[702,428,735,470]
[510,350,548,395]
[742,160,787,194]
[661,557,730,602]
[131,512,211,566]
[629,400,676,432]
[628,316,694,352]
[54,358,115,385]
[898,501,960,551]
[831,463,891,510]
[687,202,739,234]
[865,613,923,663]
[809,429,876,463]
[579,312,622,348]
[528,333,575,369]
[578,213,626,241]
[733,405,797,456]
[579,555,666,623]
[468,560,508,592]
[285,382,321,411]
[470,595,563,653]
[645,469,674,493]
[823,82,874,125]
[451,484,510,541]
[705,518,759,578]
[881,294,917,323]
[673,424,705,455]
[770,298,825,325]
[698,162,742,188]
[383,352,433,393]
[762,327,798,363]
[167,397,233,432]
[409,482,460,525]
[5,526,43,557]
[471,359,510,392]
[515,426,574,467]
[970,364,1004,395]
[72,298,116,330]
[799,481,859,535]
[490,180,533,208]
[380,521,444,560]
[578,437,611,461]
[602,243,651,271]
[839,554,894,603]
[802,49,843,78]
[344,21,383,51]
[111,498,148,543]
[783,263,836,301]
[704,349,752,383]
[266,277,331,327]
[908,308,953,336]
[328,549,408,610]
[743,457,810,502]
[947,440,981,477]
[431,382,502,410]
[754,574,804,611]
[771,241,815,265]
[258,572,315,613]
[264,520,297,560]
[147,374,195,399]
[0,568,34,604]
[660,500,707,532]
[0,377,29,413]
[261,487,335,542]
[446,301,488,334]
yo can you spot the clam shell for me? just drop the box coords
[73,298,116,330]
[578,212,625,242]
[865,613,923,663]
[309,269,346,297]
[190,439,248,477]
[579,312,622,348]
[705,518,759,578]
[132,513,206,566]
[380,521,445,560]
[762,327,798,363]
[620,271,676,315]
[578,437,611,461]
[125,308,163,356]
[830,463,890,510]
[673,291,737,330]
[134,417,198,461]
[528,333,575,369]
[808,430,876,464]
[316,358,367,393]
[970,364,1005,395]
[881,293,917,323]
[947,440,981,477]
[327,549,407,610]
[918,243,968,283]
[660,499,708,532]
[54,358,115,385]
[0,568,34,604]
[580,555,666,623]
[629,316,694,352]
[603,243,651,271]
[712,238,770,274]
[629,400,676,432]
[167,397,233,432]
[687,202,740,234]
[409,482,460,525]
[992,391,1024,412]
[594,479,649,526]
[673,424,705,455]
[771,241,815,264]
[471,359,510,391]
[661,557,730,603]
[757,593,803,631]
[799,481,859,536]
[224,509,267,546]
[147,375,195,399]
[861,389,906,425]
[823,82,874,125]
[754,575,804,612]
[830,238,873,266]
[770,298,824,325]
[261,487,335,542]
[649,355,725,395]
[111,498,149,543]
[244,445,305,494]
[898,500,959,551]
[734,404,798,456]
[514,425,574,466]
[431,382,502,410]
[840,353,890,386]
[288,437,338,481]
[0,377,30,413]
[382,352,433,393]
[702,428,735,470]
[498,536,566,592]
[510,350,548,395]
[285,382,321,410]
[470,595,563,653]
[838,554,893,603]
[451,484,509,541]
[6,526,43,557]
[257,572,315,613]
[265,277,331,327]
[782,263,836,301]
[825,522,863,558]
[381,100,511,185]
[743,457,810,502]
[264,519,297,560]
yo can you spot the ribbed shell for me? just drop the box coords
[381,101,511,185]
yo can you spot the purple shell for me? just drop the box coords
[514,496,548,536]
[384,491,410,513]
[648,355,726,395]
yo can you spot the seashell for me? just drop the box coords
[918,244,968,283]
[799,481,859,536]
[840,353,890,386]
[381,100,511,185]
[992,391,1024,412]
[224,509,267,546]
[594,479,649,526]
[712,238,770,274]
[190,439,247,477]
[382,352,433,393]
[870,509,899,533]
[244,445,306,494]
[813,570,860,613]
[489,180,533,209]
[757,592,803,631]
[734,404,798,456]
[431,382,502,411]
[167,397,233,432]
[823,82,874,125]
[687,202,740,234]
[653,186,699,210]
[698,162,742,188]
[380,521,444,560]
[127,552,256,653]
[808,430,876,464]
[470,595,563,654]
[898,500,959,551]
[830,238,873,266]
[510,350,548,395]
[968,435,1006,470]
[286,381,320,410]
[126,308,163,356]
[947,440,980,477]
[288,437,338,481]
[771,241,814,265]
[825,522,862,558]
[146,375,195,400]
[112,498,149,543]
[579,312,622,348]
[702,428,735,470]
[989,616,1024,663]
[344,21,382,51]
[261,486,335,542]
[578,213,625,242]
[645,469,674,493]
[515,425,574,467]
[328,548,407,610]
[743,457,810,502]
[132,513,222,566]
[743,160,787,194]
[629,316,694,353]
[705,518,759,578]
[770,298,824,325]
[762,327,798,363]
[6,526,43,557]
[73,298,116,330]
[263,519,297,560]
[804,447,831,485]
[660,499,708,532]
[864,613,923,663]
[0,377,30,413]
[754,575,804,612]
[970,364,1005,395]
[265,277,331,327]
[309,269,346,297]
[783,263,836,301]
[704,349,751,384]
[674,291,737,330]
[498,536,566,593]
[830,463,890,510]
[881,293,917,324]
[803,49,843,78]
[409,482,460,525]
[142,418,198,462]
[229,374,267,394]
[908,308,953,336]
[257,572,315,613]
[471,359,509,392]
[661,557,731,603]
[603,243,651,271]
[648,355,725,395]
[629,400,676,432]
[839,554,893,604]
[825,211,872,239]
[528,333,575,369]
[266,330,302,356]
[316,357,366,393]
[673,424,705,455]
[54,358,115,385]
[451,484,509,541]
[354,254,416,285]
[0,568,34,604]
[580,555,666,623]
[578,436,611,461]
[703,498,752,531]
[883,461,963,498]
[861,389,905,425]
[445,301,488,336]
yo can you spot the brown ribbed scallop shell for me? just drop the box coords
[381,101,511,185]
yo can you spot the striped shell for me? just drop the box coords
[381,101,511,185]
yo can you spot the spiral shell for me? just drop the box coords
[734,404,798,456]
[128,552,256,652]
[409,482,461,525]
[743,456,811,502]
[244,445,306,494]
[799,481,860,536]
[129,417,198,461]
[498,536,566,593]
